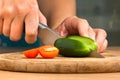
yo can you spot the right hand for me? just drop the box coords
[0,0,46,44]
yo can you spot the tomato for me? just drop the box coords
[38,45,59,58]
[23,45,59,59]
[23,48,39,58]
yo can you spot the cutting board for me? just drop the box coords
[0,47,120,73]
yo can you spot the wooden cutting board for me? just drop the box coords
[0,47,120,73]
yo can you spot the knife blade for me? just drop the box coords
[38,23,62,45]
[89,50,104,58]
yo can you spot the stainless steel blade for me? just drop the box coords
[89,51,104,58]
[38,23,62,45]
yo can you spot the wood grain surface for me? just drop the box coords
[0,47,120,73]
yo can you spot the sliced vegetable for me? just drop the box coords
[38,45,59,58]
[54,35,97,57]
[67,36,97,51]
[23,48,39,58]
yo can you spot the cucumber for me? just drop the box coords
[67,36,97,51]
[54,35,97,57]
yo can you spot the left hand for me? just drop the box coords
[55,16,108,53]
[0,0,46,44]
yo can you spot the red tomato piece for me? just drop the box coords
[23,48,39,58]
[38,45,59,58]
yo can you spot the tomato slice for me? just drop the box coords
[38,45,59,58]
[23,48,39,58]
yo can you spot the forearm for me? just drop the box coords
[37,0,76,29]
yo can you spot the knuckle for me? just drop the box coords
[3,6,15,16]
[3,5,27,16]
[99,29,107,37]
[76,19,89,27]
[78,18,88,24]
[15,5,28,15]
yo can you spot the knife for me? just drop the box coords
[38,23,104,58]
[38,23,62,45]
[89,51,104,58]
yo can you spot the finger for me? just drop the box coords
[3,16,14,37]
[99,39,108,52]
[64,17,90,37]
[56,23,69,37]
[0,1,3,34]
[38,11,47,24]
[56,17,74,37]
[25,11,39,44]
[94,29,107,51]
[88,27,96,40]
[2,5,15,36]
[0,19,3,34]
[74,18,90,37]
[10,15,24,41]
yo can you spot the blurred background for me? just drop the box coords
[76,0,120,46]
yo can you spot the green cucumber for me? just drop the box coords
[54,35,97,57]
[67,36,97,51]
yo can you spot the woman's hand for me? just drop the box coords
[55,16,108,52]
[0,0,46,44]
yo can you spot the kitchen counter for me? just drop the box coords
[0,47,120,80]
